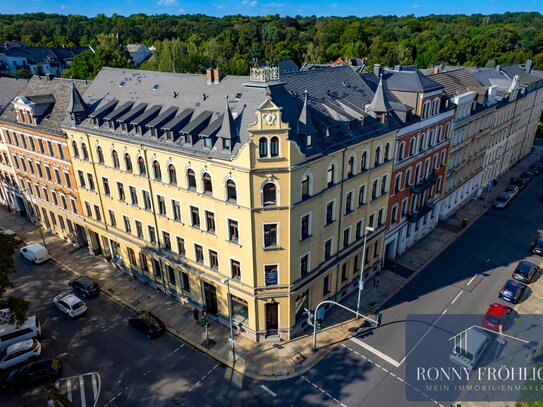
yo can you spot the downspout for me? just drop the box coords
[333,147,348,297]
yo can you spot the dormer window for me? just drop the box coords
[203,137,212,148]
[223,138,231,150]
[306,134,313,147]
[165,130,173,141]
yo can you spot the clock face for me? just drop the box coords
[264,112,276,125]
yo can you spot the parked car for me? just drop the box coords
[510,177,528,190]
[0,309,12,325]
[499,279,527,304]
[512,261,540,283]
[69,276,100,298]
[0,339,41,371]
[531,238,543,256]
[52,293,87,318]
[482,303,512,332]
[493,192,512,209]
[0,316,41,350]
[1,359,62,389]
[19,244,49,264]
[529,162,543,175]
[519,171,533,183]
[128,311,165,339]
[449,328,491,371]
[504,185,519,199]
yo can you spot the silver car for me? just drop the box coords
[493,192,512,209]
[504,185,519,199]
[53,292,87,318]
[0,339,41,370]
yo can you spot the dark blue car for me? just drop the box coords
[499,279,526,304]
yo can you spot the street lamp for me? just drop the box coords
[221,277,236,363]
[356,226,375,319]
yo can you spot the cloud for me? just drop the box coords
[330,3,339,8]
[412,3,420,8]
[262,2,285,7]
[158,0,178,6]
[60,4,71,10]
[213,3,226,9]
[241,0,258,7]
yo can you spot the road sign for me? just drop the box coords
[359,281,365,291]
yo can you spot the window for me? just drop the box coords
[323,275,330,295]
[391,204,398,224]
[374,240,380,257]
[265,265,278,286]
[148,225,156,244]
[140,253,149,271]
[47,141,54,157]
[301,214,311,240]
[324,239,332,259]
[368,213,375,228]
[44,165,51,181]
[384,143,390,161]
[190,206,200,227]
[231,260,241,279]
[341,263,348,283]
[100,177,110,196]
[264,223,277,248]
[54,168,61,184]
[123,215,131,232]
[270,137,279,157]
[325,201,335,225]
[409,138,416,156]
[378,208,384,226]
[72,141,79,158]
[60,195,67,209]
[360,151,367,171]
[262,182,277,206]
[347,156,355,177]
[205,211,215,232]
[124,153,132,173]
[193,244,204,262]
[343,228,350,248]
[112,150,119,168]
[394,174,402,193]
[163,231,171,250]
[138,156,146,175]
[372,179,378,200]
[37,139,44,153]
[166,265,176,285]
[81,143,89,160]
[87,173,95,191]
[172,200,181,221]
[356,220,363,238]
[36,163,43,178]
[301,254,309,276]
[226,179,237,201]
[157,195,166,215]
[177,237,186,255]
[327,163,335,186]
[203,173,212,193]
[181,271,190,292]
[187,169,196,189]
[419,133,425,151]
[398,142,405,161]
[374,146,381,166]
[64,172,72,188]
[51,191,58,206]
[153,161,161,181]
[209,250,219,269]
[142,191,151,210]
[109,210,116,227]
[96,146,104,164]
[405,168,412,186]
[258,137,268,158]
[78,170,86,188]
[345,191,353,214]
[127,186,137,205]
[117,182,125,201]
[381,175,388,195]
[71,198,77,214]
[168,164,177,185]
[301,174,310,199]
[358,185,366,206]
[94,205,101,221]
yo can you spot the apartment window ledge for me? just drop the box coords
[263,245,281,251]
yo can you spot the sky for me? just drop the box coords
[0,0,541,17]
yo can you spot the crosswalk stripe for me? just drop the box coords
[80,375,87,407]
[67,378,72,402]
[92,373,99,400]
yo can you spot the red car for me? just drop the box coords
[482,303,512,332]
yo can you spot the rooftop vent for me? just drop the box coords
[119,81,125,87]
[152,84,159,91]
[234,92,242,100]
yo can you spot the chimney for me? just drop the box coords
[373,64,382,77]
[433,66,440,74]
[213,68,223,84]
[525,59,533,74]
[495,64,501,72]
[47,73,54,81]
[206,68,213,85]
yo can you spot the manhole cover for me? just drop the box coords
[291,352,306,364]
[272,344,283,350]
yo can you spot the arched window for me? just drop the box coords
[226,179,237,202]
[384,143,390,161]
[153,160,161,181]
[398,142,405,161]
[409,138,416,156]
[96,146,104,164]
[168,164,177,185]
[360,151,367,171]
[72,141,79,158]
[422,101,430,119]
[138,156,146,175]
[347,156,355,177]
[203,172,212,193]
[111,150,119,168]
[81,143,89,160]
[301,174,311,199]
[327,163,335,186]
[270,137,279,157]
[187,169,196,189]
[432,98,440,115]
[445,123,451,139]
[374,146,381,166]
[437,126,443,142]
[259,137,268,158]
[263,182,277,206]
[418,133,425,151]
[124,153,132,173]
[429,130,435,147]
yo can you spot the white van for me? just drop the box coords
[20,243,50,264]
[0,316,42,350]
[450,327,491,371]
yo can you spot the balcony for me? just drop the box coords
[407,203,433,223]
[411,171,438,194]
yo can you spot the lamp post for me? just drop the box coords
[221,277,236,363]
[356,226,375,319]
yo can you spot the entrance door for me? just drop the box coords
[265,302,278,333]
[203,282,218,316]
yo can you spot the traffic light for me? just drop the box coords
[374,312,382,327]
[315,319,322,332]
[199,315,208,327]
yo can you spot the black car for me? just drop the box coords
[531,238,543,256]
[128,311,165,339]
[69,276,100,298]
[512,261,540,283]
[511,177,528,190]
[519,171,533,183]
[1,359,62,389]
[529,162,543,175]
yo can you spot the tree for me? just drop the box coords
[14,68,32,79]
[0,231,28,325]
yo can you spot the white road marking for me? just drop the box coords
[467,274,478,286]
[55,372,101,407]
[260,385,277,397]
[167,343,185,357]
[189,364,218,392]
[300,375,345,406]
[80,375,87,407]
[67,378,72,402]
[349,337,401,367]
[92,373,98,400]
[451,290,463,304]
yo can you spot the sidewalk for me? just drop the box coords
[1,147,541,382]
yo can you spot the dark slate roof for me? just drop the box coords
[470,68,510,88]
[0,75,89,135]
[367,77,392,113]
[426,68,483,96]
[66,81,89,114]
[277,59,299,74]
[501,64,542,86]
[360,72,412,113]
[383,67,443,93]
[0,76,27,114]
[216,96,238,140]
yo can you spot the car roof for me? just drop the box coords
[505,279,522,290]
[497,192,510,198]
[517,261,535,271]
[6,339,33,354]
[487,303,508,315]
[134,311,161,324]
[24,243,46,251]
[536,238,543,245]
[59,293,83,306]
[74,276,95,286]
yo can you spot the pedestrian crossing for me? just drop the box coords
[55,372,101,407]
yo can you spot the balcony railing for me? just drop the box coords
[406,203,434,223]
[411,170,438,194]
